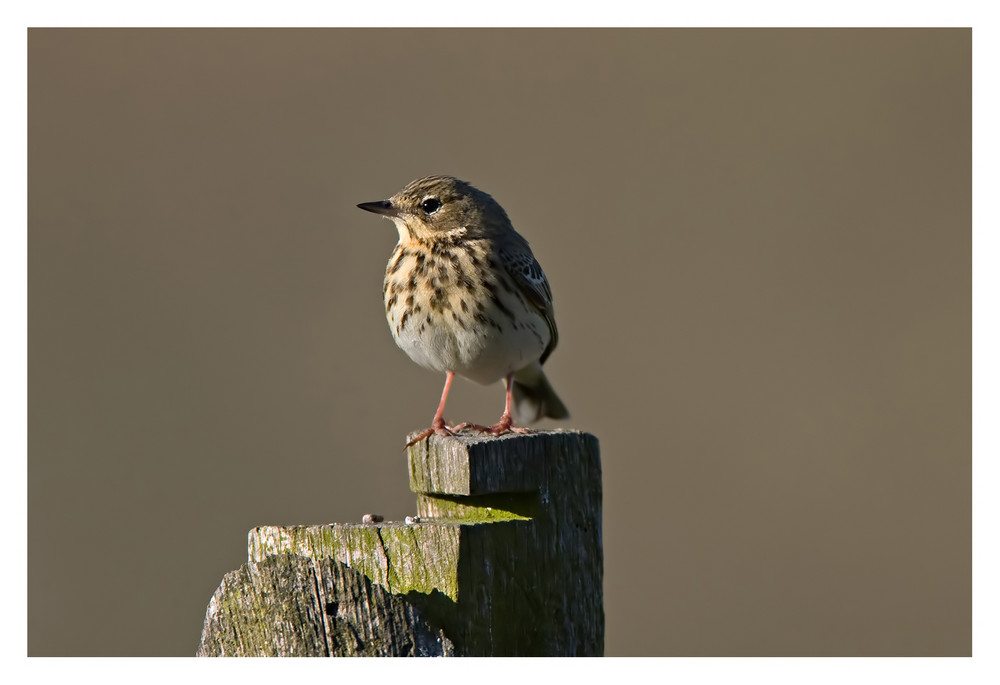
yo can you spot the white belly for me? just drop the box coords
[390,307,548,384]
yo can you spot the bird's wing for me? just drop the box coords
[499,246,559,364]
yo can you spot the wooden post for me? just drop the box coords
[197,430,603,656]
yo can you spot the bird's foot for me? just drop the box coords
[449,421,486,433]
[452,414,530,437]
[407,415,530,447]
[404,418,458,448]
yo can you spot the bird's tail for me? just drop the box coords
[512,362,570,424]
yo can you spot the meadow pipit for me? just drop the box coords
[358,175,568,446]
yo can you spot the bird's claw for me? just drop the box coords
[404,421,458,448]
[452,417,530,436]
[405,416,529,448]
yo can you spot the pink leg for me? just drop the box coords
[430,370,456,430]
[488,372,525,434]
[406,371,457,447]
[453,373,530,436]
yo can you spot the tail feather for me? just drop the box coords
[512,363,569,424]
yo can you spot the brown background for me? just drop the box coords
[28,28,970,656]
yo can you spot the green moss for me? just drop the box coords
[249,523,463,601]
[417,491,540,521]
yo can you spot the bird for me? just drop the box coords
[357,175,569,446]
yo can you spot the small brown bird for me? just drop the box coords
[358,175,568,446]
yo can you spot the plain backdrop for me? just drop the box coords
[28,28,970,656]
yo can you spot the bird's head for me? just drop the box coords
[358,175,511,243]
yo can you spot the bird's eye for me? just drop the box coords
[421,198,442,214]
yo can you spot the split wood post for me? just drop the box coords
[197,430,603,656]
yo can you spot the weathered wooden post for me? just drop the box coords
[197,430,602,656]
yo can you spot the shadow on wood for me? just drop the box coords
[197,430,603,656]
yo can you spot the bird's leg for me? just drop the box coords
[406,371,458,447]
[430,370,455,431]
[421,373,531,441]
[486,372,529,435]
[453,374,531,436]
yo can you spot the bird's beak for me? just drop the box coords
[357,200,399,217]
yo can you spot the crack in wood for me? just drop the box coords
[374,526,393,594]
